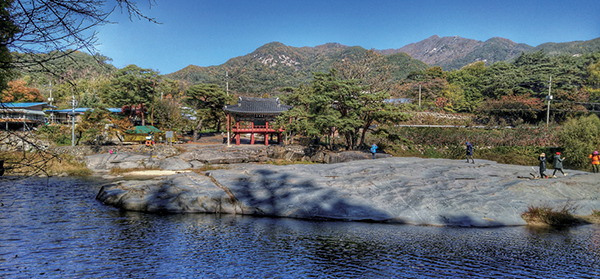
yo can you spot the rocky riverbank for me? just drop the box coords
[83,143,389,173]
[93,145,600,227]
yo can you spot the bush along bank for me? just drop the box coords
[521,203,600,227]
[368,125,600,170]
[0,151,92,177]
[383,144,553,166]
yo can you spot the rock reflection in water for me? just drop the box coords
[0,177,599,278]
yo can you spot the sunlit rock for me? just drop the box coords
[96,157,600,227]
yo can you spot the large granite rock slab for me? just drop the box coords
[84,144,388,173]
[85,152,159,171]
[96,157,600,227]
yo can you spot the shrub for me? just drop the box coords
[558,114,600,169]
[521,203,579,227]
[372,125,556,166]
[36,124,72,146]
[0,151,91,176]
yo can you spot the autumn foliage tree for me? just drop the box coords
[477,93,544,125]
[1,79,43,102]
[396,66,451,111]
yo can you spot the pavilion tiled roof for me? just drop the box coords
[223,97,292,114]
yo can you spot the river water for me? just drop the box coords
[1,176,599,278]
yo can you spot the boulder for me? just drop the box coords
[96,157,600,227]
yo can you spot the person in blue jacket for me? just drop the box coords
[465,141,474,164]
[370,143,378,159]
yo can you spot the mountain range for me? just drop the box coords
[165,35,600,95]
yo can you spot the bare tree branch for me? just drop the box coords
[0,0,157,178]
[8,0,156,70]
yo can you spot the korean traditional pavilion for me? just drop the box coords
[223,97,292,145]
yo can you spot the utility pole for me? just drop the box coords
[546,76,553,127]
[226,71,229,97]
[151,79,156,127]
[47,81,54,123]
[71,95,76,146]
[418,84,422,108]
[226,71,230,147]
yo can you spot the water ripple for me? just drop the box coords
[1,177,600,278]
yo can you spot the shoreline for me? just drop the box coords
[94,155,600,228]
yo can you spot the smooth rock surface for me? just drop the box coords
[84,144,386,173]
[96,157,600,227]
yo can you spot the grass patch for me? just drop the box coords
[109,167,161,175]
[1,151,91,177]
[521,203,581,227]
[262,159,318,166]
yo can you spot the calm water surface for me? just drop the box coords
[1,176,599,278]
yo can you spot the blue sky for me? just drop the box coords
[96,0,600,74]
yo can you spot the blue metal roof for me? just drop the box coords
[49,108,91,113]
[46,108,122,114]
[384,98,412,104]
[2,102,49,108]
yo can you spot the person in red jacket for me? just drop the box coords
[590,151,600,173]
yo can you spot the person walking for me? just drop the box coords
[552,152,566,177]
[590,151,600,173]
[370,143,378,159]
[539,153,547,179]
[465,141,474,164]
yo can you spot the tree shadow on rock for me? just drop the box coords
[231,168,398,223]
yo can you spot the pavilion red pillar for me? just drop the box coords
[235,121,240,145]
[264,121,269,146]
[250,122,255,145]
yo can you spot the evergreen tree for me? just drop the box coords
[185,83,231,140]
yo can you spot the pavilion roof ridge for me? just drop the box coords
[224,96,291,115]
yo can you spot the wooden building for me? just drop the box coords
[0,102,53,131]
[223,97,291,145]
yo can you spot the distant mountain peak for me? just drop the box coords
[166,36,600,94]
[315,42,347,49]
[251,42,301,68]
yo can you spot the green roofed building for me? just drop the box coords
[123,125,163,143]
